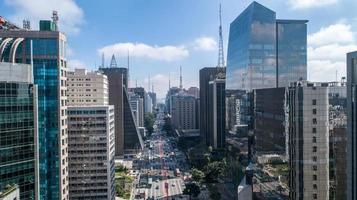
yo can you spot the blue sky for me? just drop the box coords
[2,0,357,98]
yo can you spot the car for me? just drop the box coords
[155,186,159,189]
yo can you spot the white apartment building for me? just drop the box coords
[288,81,329,200]
[67,69,108,106]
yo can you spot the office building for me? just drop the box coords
[288,81,329,200]
[67,106,115,200]
[226,1,307,91]
[0,18,68,200]
[0,62,39,200]
[67,69,108,106]
[199,67,220,144]
[165,87,181,115]
[254,87,287,156]
[187,87,199,98]
[347,51,357,200]
[171,93,197,130]
[331,127,347,200]
[129,92,144,127]
[145,93,153,113]
[100,66,143,156]
[207,78,226,149]
[148,91,157,110]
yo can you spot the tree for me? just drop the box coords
[183,182,201,198]
[209,185,221,200]
[204,161,224,183]
[144,113,155,135]
[191,168,205,183]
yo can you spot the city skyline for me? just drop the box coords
[1,0,357,98]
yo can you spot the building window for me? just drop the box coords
[313,137,317,143]
[312,109,317,115]
[313,118,317,124]
[313,175,317,181]
[312,99,317,105]
[313,165,317,171]
[313,184,317,190]
[312,128,317,133]
[313,194,317,199]
[313,146,317,152]
[312,156,317,162]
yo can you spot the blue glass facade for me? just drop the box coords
[226,2,307,91]
[0,82,36,200]
[11,35,67,200]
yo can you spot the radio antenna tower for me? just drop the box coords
[52,11,59,31]
[216,3,226,79]
[179,66,183,90]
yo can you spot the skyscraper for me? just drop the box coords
[67,106,115,200]
[67,69,108,106]
[0,62,39,200]
[226,1,307,91]
[171,93,197,130]
[288,81,329,200]
[347,51,357,200]
[207,78,226,149]
[99,65,143,156]
[0,19,68,200]
[199,68,220,144]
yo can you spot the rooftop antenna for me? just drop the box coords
[216,3,226,79]
[169,72,171,90]
[152,82,154,93]
[101,53,105,68]
[136,79,138,88]
[23,19,31,30]
[52,11,59,31]
[179,66,183,90]
[109,54,117,68]
[148,75,151,92]
[127,50,130,87]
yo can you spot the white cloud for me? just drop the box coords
[288,0,338,9]
[67,59,87,70]
[308,24,355,46]
[308,23,357,82]
[98,42,189,62]
[5,0,84,35]
[193,37,217,51]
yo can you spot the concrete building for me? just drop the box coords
[99,66,143,156]
[129,92,144,127]
[187,87,199,98]
[165,87,181,115]
[67,69,108,106]
[347,51,357,200]
[67,106,115,200]
[0,62,39,200]
[145,93,153,113]
[207,78,226,149]
[148,91,157,110]
[171,93,197,130]
[288,81,329,200]
[226,1,307,91]
[0,19,68,200]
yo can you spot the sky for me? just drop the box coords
[1,0,357,99]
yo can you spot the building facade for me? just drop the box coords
[0,62,39,200]
[171,94,197,130]
[199,67,220,144]
[0,21,69,200]
[207,78,226,149]
[100,67,143,156]
[129,92,144,127]
[254,87,287,156]
[67,106,115,200]
[226,1,307,91]
[288,82,329,200]
[67,69,108,106]
[347,51,357,200]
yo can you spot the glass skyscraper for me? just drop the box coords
[0,62,38,200]
[226,1,307,90]
[0,21,69,200]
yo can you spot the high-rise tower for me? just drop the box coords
[179,66,183,90]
